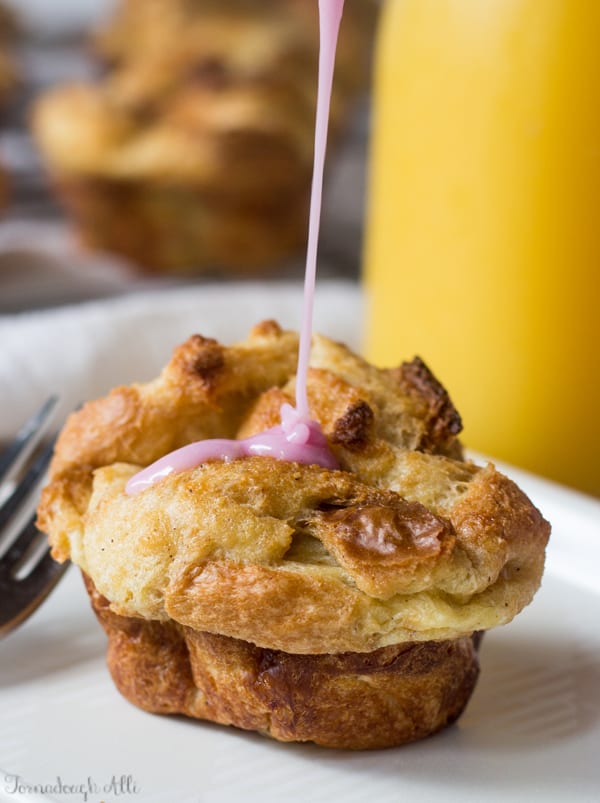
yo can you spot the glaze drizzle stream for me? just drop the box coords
[126,0,346,497]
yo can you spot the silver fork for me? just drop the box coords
[0,397,69,637]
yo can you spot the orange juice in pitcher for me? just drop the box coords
[364,0,600,496]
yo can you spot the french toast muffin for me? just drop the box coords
[38,322,550,749]
[32,0,377,274]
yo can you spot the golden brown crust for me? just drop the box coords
[47,321,299,479]
[395,357,463,455]
[85,574,480,750]
[38,323,550,654]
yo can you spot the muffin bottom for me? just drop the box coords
[84,574,481,749]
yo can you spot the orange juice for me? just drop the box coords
[364,0,600,497]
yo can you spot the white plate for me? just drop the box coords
[1,467,599,803]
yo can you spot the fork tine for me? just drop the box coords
[0,439,55,532]
[0,512,42,571]
[0,396,58,486]
[0,542,69,636]
[19,544,68,592]
[0,397,67,638]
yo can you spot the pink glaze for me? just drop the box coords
[126,404,338,495]
[296,0,345,417]
[126,1,345,497]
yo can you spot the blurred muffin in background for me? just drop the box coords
[32,0,378,275]
[92,0,376,121]
[0,1,19,210]
[0,41,12,209]
[0,0,17,100]
[0,48,16,113]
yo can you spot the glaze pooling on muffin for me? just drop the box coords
[126,0,345,495]
[37,320,550,659]
[126,403,338,495]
